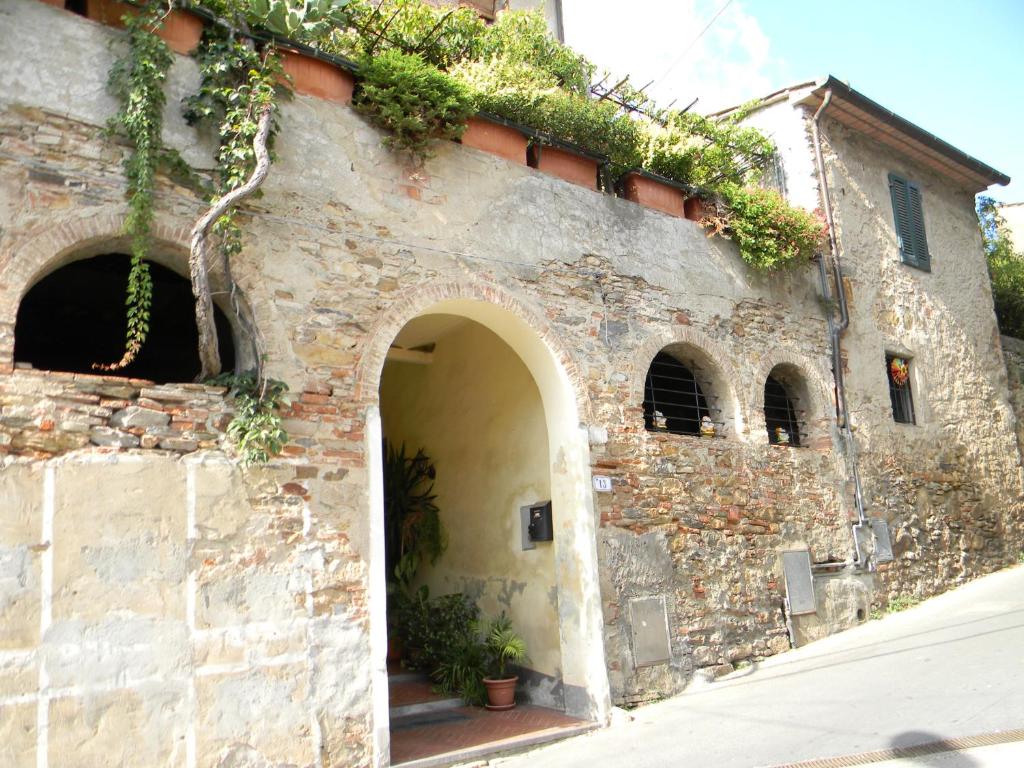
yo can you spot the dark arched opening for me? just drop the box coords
[642,351,712,436]
[764,374,802,446]
[14,254,235,383]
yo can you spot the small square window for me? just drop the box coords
[886,355,915,424]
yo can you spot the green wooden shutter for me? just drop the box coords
[889,173,915,265]
[907,181,930,270]
[889,173,930,270]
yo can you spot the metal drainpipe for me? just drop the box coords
[811,89,870,569]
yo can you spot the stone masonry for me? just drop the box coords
[1,2,1022,766]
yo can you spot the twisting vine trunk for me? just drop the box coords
[188,101,273,380]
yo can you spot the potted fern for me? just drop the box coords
[434,613,527,710]
[481,614,528,711]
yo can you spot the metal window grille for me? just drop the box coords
[764,376,802,446]
[642,352,718,436]
[886,355,916,424]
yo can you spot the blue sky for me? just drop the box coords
[562,0,1023,202]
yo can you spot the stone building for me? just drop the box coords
[1,2,1021,767]
[1001,201,1024,251]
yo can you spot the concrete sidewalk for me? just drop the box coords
[491,566,1024,768]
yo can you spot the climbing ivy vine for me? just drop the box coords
[207,372,290,465]
[98,3,175,371]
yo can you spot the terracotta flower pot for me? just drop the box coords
[621,171,686,218]
[529,144,598,190]
[684,195,715,222]
[85,0,204,55]
[280,49,355,105]
[460,116,528,164]
[483,676,518,711]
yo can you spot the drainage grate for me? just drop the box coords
[770,727,1024,767]
[390,711,470,732]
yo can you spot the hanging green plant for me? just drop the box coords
[207,371,290,464]
[383,440,447,588]
[702,184,826,271]
[96,2,175,371]
[354,48,473,162]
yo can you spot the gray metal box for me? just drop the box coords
[629,596,671,668]
[781,550,816,615]
[872,518,894,563]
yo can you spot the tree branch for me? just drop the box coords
[189,100,273,380]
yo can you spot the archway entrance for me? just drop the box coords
[370,298,609,766]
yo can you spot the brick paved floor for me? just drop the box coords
[390,705,588,765]
[389,677,446,708]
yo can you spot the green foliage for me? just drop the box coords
[978,196,1024,338]
[659,106,776,188]
[184,32,285,260]
[383,441,446,587]
[207,372,290,464]
[482,613,527,679]
[886,594,920,613]
[433,612,527,705]
[249,0,353,41]
[712,184,825,271]
[455,57,642,171]
[477,10,593,95]
[354,48,473,161]
[397,587,479,675]
[99,3,175,370]
[332,0,486,68]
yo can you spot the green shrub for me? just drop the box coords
[478,10,593,95]
[455,57,642,170]
[397,588,480,675]
[979,196,1024,338]
[354,48,473,161]
[330,0,486,67]
[671,108,775,187]
[715,184,825,271]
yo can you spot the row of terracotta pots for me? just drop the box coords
[45,0,357,103]
[461,116,710,220]
[51,0,706,218]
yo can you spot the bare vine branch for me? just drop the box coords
[188,101,273,380]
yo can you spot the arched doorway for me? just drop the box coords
[364,295,610,765]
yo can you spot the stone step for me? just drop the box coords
[389,676,463,720]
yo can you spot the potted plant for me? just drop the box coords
[481,614,528,710]
[618,168,690,218]
[278,44,356,104]
[85,0,205,55]
[383,441,446,590]
[433,612,527,710]
[528,138,602,191]
[460,112,529,165]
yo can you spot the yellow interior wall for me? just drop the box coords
[380,318,560,678]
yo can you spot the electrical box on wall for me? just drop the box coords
[527,501,553,542]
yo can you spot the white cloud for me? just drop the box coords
[561,0,788,113]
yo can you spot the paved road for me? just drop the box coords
[494,566,1024,768]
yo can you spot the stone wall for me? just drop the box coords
[813,110,1024,603]
[2,2,1023,764]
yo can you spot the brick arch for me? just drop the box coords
[751,348,835,448]
[0,210,195,315]
[0,209,245,369]
[355,278,592,422]
[627,325,746,436]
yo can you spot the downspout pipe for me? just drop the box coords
[811,89,870,568]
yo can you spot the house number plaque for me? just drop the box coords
[592,476,613,492]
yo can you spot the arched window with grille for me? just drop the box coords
[764,372,803,446]
[642,351,719,436]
